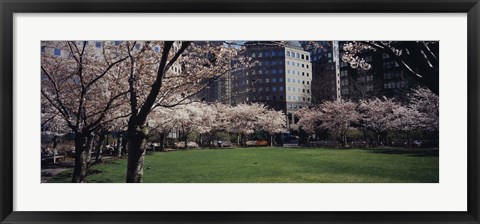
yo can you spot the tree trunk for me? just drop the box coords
[85,134,94,168]
[237,134,240,147]
[270,134,274,147]
[126,129,146,183]
[117,136,123,157]
[407,130,412,148]
[159,132,166,151]
[184,131,189,149]
[121,137,128,156]
[52,135,58,148]
[72,133,88,183]
[95,131,106,163]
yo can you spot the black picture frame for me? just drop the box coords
[1,0,479,223]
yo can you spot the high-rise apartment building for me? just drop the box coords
[231,41,312,130]
[301,41,341,103]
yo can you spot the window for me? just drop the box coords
[307,81,310,85]
[266,87,270,91]
[273,87,277,91]
[297,80,300,84]
[154,47,160,52]
[41,46,45,53]
[288,87,291,91]
[306,55,309,61]
[272,51,276,57]
[297,71,300,75]
[95,41,102,48]
[272,70,277,74]
[296,53,300,58]
[135,43,140,50]
[279,69,284,74]
[288,78,290,82]
[307,73,309,77]
[265,51,270,57]
[302,72,305,76]
[54,48,61,56]
[297,63,300,67]
[266,78,269,83]
[306,65,309,68]
[252,52,256,58]
[286,51,290,57]
[280,78,284,82]
[287,61,290,65]
[292,79,295,83]
[287,70,290,74]
[279,61,284,65]
[272,61,277,65]
[280,86,284,91]
[279,50,284,56]
[258,52,263,57]
[272,78,277,83]
[265,61,270,66]
[302,81,305,84]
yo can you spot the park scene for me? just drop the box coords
[41,41,439,183]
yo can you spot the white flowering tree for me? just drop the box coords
[41,41,130,182]
[296,107,322,135]
[317,100,360,146]
[223,103,266,146]
[391,105,423,148]
[342,41,439,95]
[358,97,400,146]
[256,109,287,146]
[409,87,439,131]
[122,41,248,182]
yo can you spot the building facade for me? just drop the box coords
[231,41,312,130]
[301,41,341,103]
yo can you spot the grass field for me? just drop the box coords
[49,147,439,183]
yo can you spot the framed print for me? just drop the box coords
[1,0,479,223]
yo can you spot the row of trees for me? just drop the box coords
[296,87,438,147]
[147,102,286,148]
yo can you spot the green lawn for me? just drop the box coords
[49,147,439,183]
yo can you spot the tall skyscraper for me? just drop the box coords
[302,41,341,103]
[231,41,312,130]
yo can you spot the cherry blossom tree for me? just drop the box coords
[358,97,400,146]
[223,103,266,146]
[391,105,423,148]
[296,107,322,138]
[409,87,439,131]
[256,109,287,146]
[122,41,248,182]
[317,100,360,146]
[41,41,130,182]
[342,41,439,95]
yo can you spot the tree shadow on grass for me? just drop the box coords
[364,148,439,157]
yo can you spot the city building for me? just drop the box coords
[231,41,312,130]
[301,41,341,103]
[338,41,415,101]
